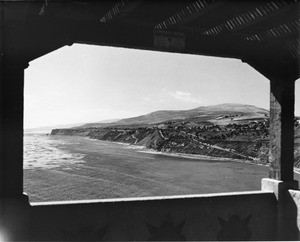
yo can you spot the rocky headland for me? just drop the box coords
[51,104,300,167]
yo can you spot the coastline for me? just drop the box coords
[51,134,298,171]
[137,145,300,174]
[61,136,268,167]
[117,141,268,167]
[138,148,268,166]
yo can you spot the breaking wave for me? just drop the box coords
[24,133,85,169]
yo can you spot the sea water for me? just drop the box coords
[24,132,269,203]
[24,132,86,169]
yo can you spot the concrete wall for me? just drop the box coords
[289,189,300,239]
[27,191,277,241]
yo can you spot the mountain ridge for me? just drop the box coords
[75,103,269,128]
[51,103,300,167]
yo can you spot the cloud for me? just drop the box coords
[165,90,205,104]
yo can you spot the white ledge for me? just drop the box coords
[30,190,273,207]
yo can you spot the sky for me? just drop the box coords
[24,44,300,129]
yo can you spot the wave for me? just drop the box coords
[24,133,86,170]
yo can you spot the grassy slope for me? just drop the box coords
[75,103,269,128]
[52,104,300,166]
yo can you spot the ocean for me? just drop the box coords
[24,132,269,203]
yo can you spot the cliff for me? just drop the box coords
[51,104,300,166]
[51,120,273,164]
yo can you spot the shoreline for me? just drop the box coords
[140,147,300,173]
[49,134,300,172]
[137,148,268,166]
[80,137,268,167]
[54,135,268,167]
[117,141,268,167]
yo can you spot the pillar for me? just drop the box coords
[0,63,25,198]
[0,61,29,240]
[262,77,299,240]
[269,78,295,181]
[246,59,299,240]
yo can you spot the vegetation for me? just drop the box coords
[51,104,300,166]
[52,118,300,166]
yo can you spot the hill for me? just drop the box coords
[51,103,300,167]
[75,103,269,128]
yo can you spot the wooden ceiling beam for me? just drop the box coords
[110,1,195,28]
[239,3,298,35]
[244,15,300,41]
[199,1,296,37]
[231,1,296,33]
[155,0,226,30]
[20,15,296,64]
[99,0,143,24]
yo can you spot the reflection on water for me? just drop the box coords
[24,133,85,169]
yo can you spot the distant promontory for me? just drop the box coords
[51,103,300,167]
